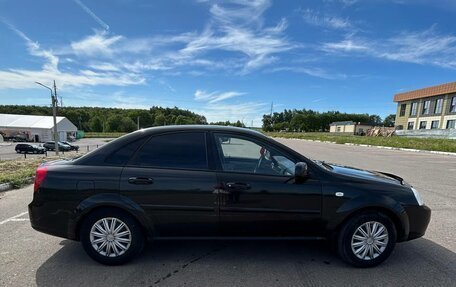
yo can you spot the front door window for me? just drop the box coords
[214,134,295,176]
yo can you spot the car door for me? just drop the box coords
[212,133,322,237]
[119,131,219,237]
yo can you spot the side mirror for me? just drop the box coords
[295,162,308,178]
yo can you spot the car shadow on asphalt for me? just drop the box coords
[35,238,455,287]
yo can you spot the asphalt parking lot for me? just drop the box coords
[0,139,455,286]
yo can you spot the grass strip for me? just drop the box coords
[266,132,456,153]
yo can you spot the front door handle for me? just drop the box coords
[225,182,251,190]
[128,177,154,185]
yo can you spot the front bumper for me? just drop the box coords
[404,204,431,240]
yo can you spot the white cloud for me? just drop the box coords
[192,87,266,125]
[62,0,293,75]
[89,62,121,72]
[0,23,144,90]
[194,101,269,126]
[71,31,123,56]
[321,26,456,69]
[300,9,353,30]
[322,39,368,52]
[194,89,245,103]
[268,66,347,80]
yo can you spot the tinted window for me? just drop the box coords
[130,132,208,169]
[105,136,148,165]
[451,96,456,113]
[399,104,406,116]
[407,122,414,130]
[410,102,418,116]
[214,134,295,176]
[419,121,427,129]
[422,100,430,114]
[434,99,443,114]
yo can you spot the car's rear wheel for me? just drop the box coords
[80,208,144,265]
[337,212,396,267]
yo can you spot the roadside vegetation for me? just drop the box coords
[0,158,42,187]
[85,132,127,138]
[262,109,395,132]
[267,132,456,153]
[0,154,80,188]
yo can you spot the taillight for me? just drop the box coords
[34,166,48,193]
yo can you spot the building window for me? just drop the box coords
[434,98,443,114]
[396,125,403,130]
[447,120,456,129]
[450,96,456,113]
[399,104,406,116]
[431,120,439,129]
[407,122,414,130]
[419,121,427,129]
[337,126,341,132]
[410,102,418,116]
[422,100,430,115]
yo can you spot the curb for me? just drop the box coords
[342,143,456,156]
[0,177,34,193]
[273,137,456,156]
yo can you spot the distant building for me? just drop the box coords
[329,121,374,135]
[394,82,456,131]
[0,114,77,142]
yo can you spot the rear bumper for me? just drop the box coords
[404,204,431,241]
[28,200,75,240]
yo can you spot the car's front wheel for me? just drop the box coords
[80,208,144,265]
[337,212,396,267]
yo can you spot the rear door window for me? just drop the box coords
[105,136,148,165]
[129,132,208,170]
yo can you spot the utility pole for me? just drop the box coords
[35,81,59,155]
[52,81,59,155]
[137,116,140,130]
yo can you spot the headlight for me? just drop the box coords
[411,187,424,206]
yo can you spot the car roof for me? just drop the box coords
[135,125,265,137]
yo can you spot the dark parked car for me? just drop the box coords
[15,143,46,154]
[43,141,71,151]
[61,141,79,151]
[29,126,431,267]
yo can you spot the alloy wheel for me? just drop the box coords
[89,217,132,257]
[351,221,389,260]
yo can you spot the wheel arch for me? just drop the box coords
[327,194,410,242]
[70,193,154,241]
[334,206,407,241]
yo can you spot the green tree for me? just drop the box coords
[119,117,137,132]
[89,116,103,132]
[154,113,166,126]
[383,114,396,127]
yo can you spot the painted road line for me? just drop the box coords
[0,211,28,225]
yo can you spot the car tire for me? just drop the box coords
[337,212,396,268]
[80,208,145,265]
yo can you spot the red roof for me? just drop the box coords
[394,82,456,102]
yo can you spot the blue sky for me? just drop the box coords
[0,0,455,125]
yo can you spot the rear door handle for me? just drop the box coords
[225,182,251,190]
[128,177,154,185]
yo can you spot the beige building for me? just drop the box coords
[394,82,456,131]
[329,121,374,135]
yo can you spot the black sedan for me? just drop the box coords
[29,126,431,267]
[61,141,79,151]
[43,141,72,151]
[15,143,46,154]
